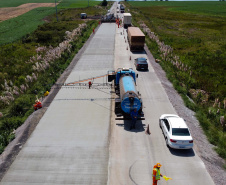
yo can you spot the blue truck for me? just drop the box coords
[108,68,144,120]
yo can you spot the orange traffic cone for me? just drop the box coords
[145,124,151,135]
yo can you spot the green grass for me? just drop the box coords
[0,7,56,44]
[0,0,103,45]
[58,0,101,9]
[0,0,99,8]
[128,1,226,17]
[0,0,60,7]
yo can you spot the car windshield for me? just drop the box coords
[137,58,146,62]
[172,128,190,136]
[138,61,147,64]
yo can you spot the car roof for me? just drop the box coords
[167,117,188,128]
[137,58,146,62]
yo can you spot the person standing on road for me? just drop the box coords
[130,108,138,130]
[88,81,92,89]
[152,163,163,185]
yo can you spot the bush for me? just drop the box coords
[0,117,24,132]
[8,95,32,117]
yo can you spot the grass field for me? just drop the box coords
[126,1,226,159]
[0,0,61,8]
[0,0,99,8]
[129,1,226,16]
[0,7,56,44]
[0,0,102,45]
[58,0,101,9]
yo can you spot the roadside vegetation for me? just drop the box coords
[0,0,107,154]
[124,1,226,160]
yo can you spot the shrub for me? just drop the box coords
[0,117,24,132]
[8,95,32,117]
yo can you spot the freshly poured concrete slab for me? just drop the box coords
[0,23,115,185]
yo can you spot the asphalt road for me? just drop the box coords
[0,2,215,185]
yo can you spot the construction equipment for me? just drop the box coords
[101,14,116,23]
[108,68,144,120]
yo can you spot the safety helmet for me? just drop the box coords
[156,163,162,168]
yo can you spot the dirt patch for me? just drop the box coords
[0,3,57,22]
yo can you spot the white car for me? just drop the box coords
[159,114,193,149]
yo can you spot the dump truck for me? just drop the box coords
[127,27,145,51]
[123,13,132,28]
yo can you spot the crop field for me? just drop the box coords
[126,1,226,159]
[58,0,101,9]
[0,7,56,44]
[0,0,101,45]
[0,0,99,8]
[129,1,226,16]
[0,0,60,8]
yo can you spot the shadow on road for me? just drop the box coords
[131,50,147,55]
[116,120,145,133]
[168,147,195,157]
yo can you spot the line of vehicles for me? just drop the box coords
[107,68,193,149]
[106,3,194,150]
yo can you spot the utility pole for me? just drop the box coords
[55,0,59,22]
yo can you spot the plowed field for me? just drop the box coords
[0,3,57,22]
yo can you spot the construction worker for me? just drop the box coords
[130,108,138,130]
[88,81,92,89]
[152,163,163,185]
[33,100,42,111]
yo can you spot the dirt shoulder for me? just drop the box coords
[0,3,57,22]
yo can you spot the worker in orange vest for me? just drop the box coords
[88,81,92,89]
[34,100,42,111]
[152,163,163,185]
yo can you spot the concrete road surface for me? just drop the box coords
[0,23,115,185]
[0,2,215,184]
[108,12,215,185]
